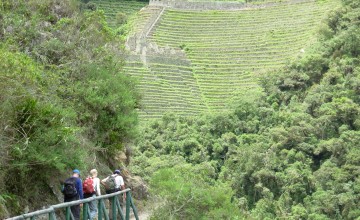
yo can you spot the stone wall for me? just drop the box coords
[149,0,246,10]
[125,6,164,52]
[149,0,312,10]
[124,5,188,67]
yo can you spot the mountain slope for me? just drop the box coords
[127,0,341,119]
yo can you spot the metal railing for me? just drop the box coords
[7,189,139,220]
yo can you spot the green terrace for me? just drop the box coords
[124,60,207,119]
[148,0,340,112]
[96,0,340,119]
[186,0,293,2]
[89,0,148,28]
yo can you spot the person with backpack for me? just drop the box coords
[101,169,126,218]
[83,169,101,220]
[62,169,83,220]
[101,169,125,194]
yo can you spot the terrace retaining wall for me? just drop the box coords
[150,0,245,10]
[149,0,316,10]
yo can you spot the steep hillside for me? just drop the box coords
[132,0,360,218]
[0,0,139,217]
[124,0,341,120]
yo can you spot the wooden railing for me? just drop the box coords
[7,189,139,220]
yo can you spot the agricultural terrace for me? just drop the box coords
[186,0,292,2]
[94,0,340,119]
[90,0,147,27]
[125,54,206,119]
[148,0,340,113]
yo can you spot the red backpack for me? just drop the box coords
[83,177,95,194]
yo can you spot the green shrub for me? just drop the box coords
[116,12,127,25]
[86,2,97,11]
[150,163,242,219]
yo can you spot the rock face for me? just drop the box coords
[115,150,149,200]
[121,169,149,200]
[116,151,128,164]
[0,203,10,219]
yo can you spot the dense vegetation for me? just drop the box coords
[0,0,139,216]
[131,0,360,218]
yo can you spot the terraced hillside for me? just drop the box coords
[94,0,340,119]
[149,0,340,111]
[125,54,206,119]
[184,0,291,3]
[90,0,147,27]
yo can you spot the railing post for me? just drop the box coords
[65,207,71,220]
[101,199,110,220]
[125,191,130,220]
[116,196,125,220]
[129,192,139,220]
[111,196,117,220]
[49,210,56,220]
[83,202,89,220]
[98,199,103,220]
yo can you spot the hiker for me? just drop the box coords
[83,169,101,220]
[101,169,126,195]
[62,169,84,220]
[101,170,126,217]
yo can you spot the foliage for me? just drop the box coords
[115,12,127,26]
[0,0,139,216]
[132,0,360,218]
[150,163,242,220]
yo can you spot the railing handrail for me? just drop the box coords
[52,189,131,209]
[7,188,137,220]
